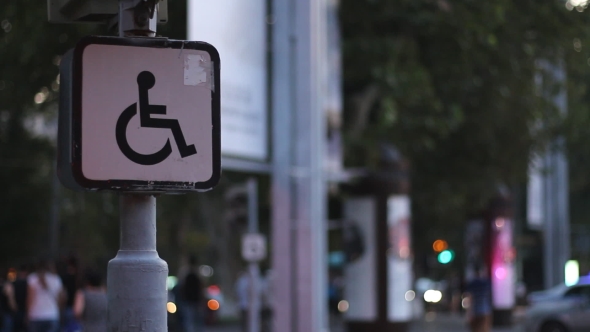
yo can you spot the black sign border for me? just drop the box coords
[71,35,221,192]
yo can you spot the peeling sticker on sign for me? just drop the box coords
[209,61,216,93]
[184,54,209,87]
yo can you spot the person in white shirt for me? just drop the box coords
[27,260,64,332]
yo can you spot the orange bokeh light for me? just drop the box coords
[432,240,448,252]
[207,299,220,311]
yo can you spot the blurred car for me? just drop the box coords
[524,276,590,332]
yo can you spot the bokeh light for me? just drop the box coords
[207,299,220,311]
[337,300,349,313]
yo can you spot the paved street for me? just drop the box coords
[205,313,525,332]
[409,313,524,332]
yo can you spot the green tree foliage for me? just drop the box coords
[0,0,232,273]
[0,1,100,265]
[340,0,590,259]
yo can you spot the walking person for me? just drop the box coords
[11,265,29,332]
[235,270,263,332]
[235,271,250,332]
[448,271,462,315]
[465,265,492,332]
[60,257,80,332]
[260,270,273,332]
[177,255,205,332]
[1,270,16,332]
[27,260,64,332]
[72,269,107,332]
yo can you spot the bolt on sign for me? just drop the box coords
[58,36,221,193]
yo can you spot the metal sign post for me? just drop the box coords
[110,2,166,330]
[107,194,168,331]
[245,178,262,332]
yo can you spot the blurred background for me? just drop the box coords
[4,0,590,332]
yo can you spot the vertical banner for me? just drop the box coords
[324,0,343,174]
[491,218,516,309]
[527,156,544,230]
[188,0,268,160]
[343,198,377,321]
[387,195,413,322]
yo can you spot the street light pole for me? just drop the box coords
[247,178,261,332]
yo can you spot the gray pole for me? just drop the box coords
[271,0,328,330]
[292,0,328,331]
[49,167,61,258]
[247,178,261,332]
[543,150,555,288]
[107,195,168,331]
[540,59,570,289]
[271,0,294,330]
[107,2,168,331]
[554,59,570,287]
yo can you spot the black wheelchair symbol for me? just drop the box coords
[116,71,197,165]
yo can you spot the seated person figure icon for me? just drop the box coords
[116,71,197,165]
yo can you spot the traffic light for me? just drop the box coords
[224,184,248,225]
[432,239,448,252]
[437,249,454,264]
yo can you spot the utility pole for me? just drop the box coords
[247,178,261,332]
[536,59,570,289]
[272,0,328,331]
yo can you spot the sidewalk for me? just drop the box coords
[409,313,524,332]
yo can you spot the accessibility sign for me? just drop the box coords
[58,36,221,192]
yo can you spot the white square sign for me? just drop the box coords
[242,233,267,262]
[58,36,221,192]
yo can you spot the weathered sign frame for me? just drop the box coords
[58,36,221,193]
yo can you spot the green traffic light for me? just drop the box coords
[438,250,454,264]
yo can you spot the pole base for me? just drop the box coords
[107,250,169,332]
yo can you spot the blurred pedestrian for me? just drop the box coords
[234,271,250,332]
[465,265,492,332]
[60,257,79,332]
[327,270,341,315]
[448,271,462,315]
[11,265,29,332]
[1,269,16,332]
[27,260,64,332]
[260,270,273,332]
[72,269,106,332]
[235,269,264,332]
[177,255,205,332]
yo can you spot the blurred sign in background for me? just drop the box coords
[188,0,268,161]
